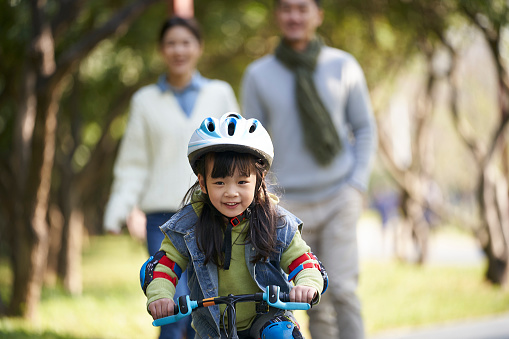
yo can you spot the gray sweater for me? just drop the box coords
[241,46,377,202]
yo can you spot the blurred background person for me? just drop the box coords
[104,16,239,339]
[241,0,377,338]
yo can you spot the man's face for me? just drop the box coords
[275,0,323,50]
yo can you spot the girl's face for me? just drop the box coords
[198,157,257,218]
[159,25,203,79]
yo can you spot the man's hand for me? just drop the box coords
[290,285,317,304]
[148,298,176,320]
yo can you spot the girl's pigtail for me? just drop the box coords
[247,164,279,263]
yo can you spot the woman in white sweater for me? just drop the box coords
[103,16,239,339]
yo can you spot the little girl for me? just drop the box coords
[142,113,326,338]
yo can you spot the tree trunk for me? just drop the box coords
[63,208,83,294]
[0,294,5,314]
[394,191,430,264]
[46,204,64,286]
[10,81,61,318]
[481,164,509,285]
[58,187,84,295]
[10,215,50,318]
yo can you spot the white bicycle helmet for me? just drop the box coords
[188,112,274,174]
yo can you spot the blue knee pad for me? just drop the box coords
[260,315,304,339]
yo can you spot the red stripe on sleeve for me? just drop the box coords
[153,271,177,287]
[288,252,314,272]
[288,263,321,282]
[159,255,176,270]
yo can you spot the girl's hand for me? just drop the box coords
[290,285,317,304]
[148,298,176,320]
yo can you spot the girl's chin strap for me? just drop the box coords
[222,208,251,270]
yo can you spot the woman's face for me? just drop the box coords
[160,25,202,79]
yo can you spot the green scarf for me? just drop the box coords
[275,38,341,166]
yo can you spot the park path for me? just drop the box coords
[357,213,485,265]
[367,312,509,339]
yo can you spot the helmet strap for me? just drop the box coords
[222,208,251,270]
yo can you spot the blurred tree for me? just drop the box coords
[441,0,509,285]
[351,0,509,283]
[0,0,162,319]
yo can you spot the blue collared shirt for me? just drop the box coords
[157,72,209,117]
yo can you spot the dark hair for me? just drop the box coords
[182,151,279,267]
[158,16,202,44]
[275,0,321,6]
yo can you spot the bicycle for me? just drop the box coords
[152,284,313,339]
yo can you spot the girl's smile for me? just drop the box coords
[225,202,240,208]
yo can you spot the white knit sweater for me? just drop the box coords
[103,80,239,232]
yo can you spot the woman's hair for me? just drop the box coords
[275,0,321,6]
[182,151,279,267]
[158,16,202,44]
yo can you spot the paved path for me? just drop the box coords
[357,214,485,265]
[368,313,509,339]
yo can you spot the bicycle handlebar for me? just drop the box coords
[152,285,311,327]
[152,296,197,327]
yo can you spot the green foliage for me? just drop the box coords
[460,0,509,29]
[0,1,30,151]
[54,2,167,174]
[194,0,275,91]
[320,0,443,85]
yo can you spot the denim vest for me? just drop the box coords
[160,203,302,338]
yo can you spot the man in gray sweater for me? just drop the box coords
[241,0,377,338]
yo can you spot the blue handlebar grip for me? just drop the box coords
[152,296,198,327]
[263,286,311,311]
[277,300,311,310]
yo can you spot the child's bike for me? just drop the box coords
[152,284,312,339]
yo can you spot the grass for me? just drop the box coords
[0,235,158,339]
[1,234,509,338]
[359,261,509,334]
